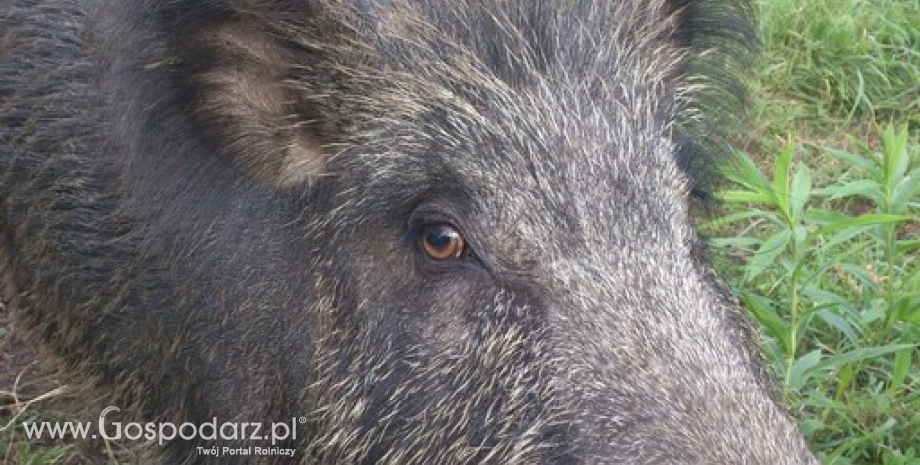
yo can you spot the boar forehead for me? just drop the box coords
[308,1,691,251]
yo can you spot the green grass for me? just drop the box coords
[706,0,920,463]
[2,413,79,465]
[754,0,920,135]
[0,391,126,465]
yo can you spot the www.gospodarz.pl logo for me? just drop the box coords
[23,406,306,457]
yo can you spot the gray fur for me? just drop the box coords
[1,0,820,464]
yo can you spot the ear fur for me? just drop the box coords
[166,4,330,189]
[199,21,327,188]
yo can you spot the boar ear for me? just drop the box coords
[186,20,328,189]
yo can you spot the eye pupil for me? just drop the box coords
[420,224,466,260]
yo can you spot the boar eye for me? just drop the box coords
[419,224,467,260]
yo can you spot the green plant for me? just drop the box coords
[707,125,920,464]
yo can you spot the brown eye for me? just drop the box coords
[420,224,467,260]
